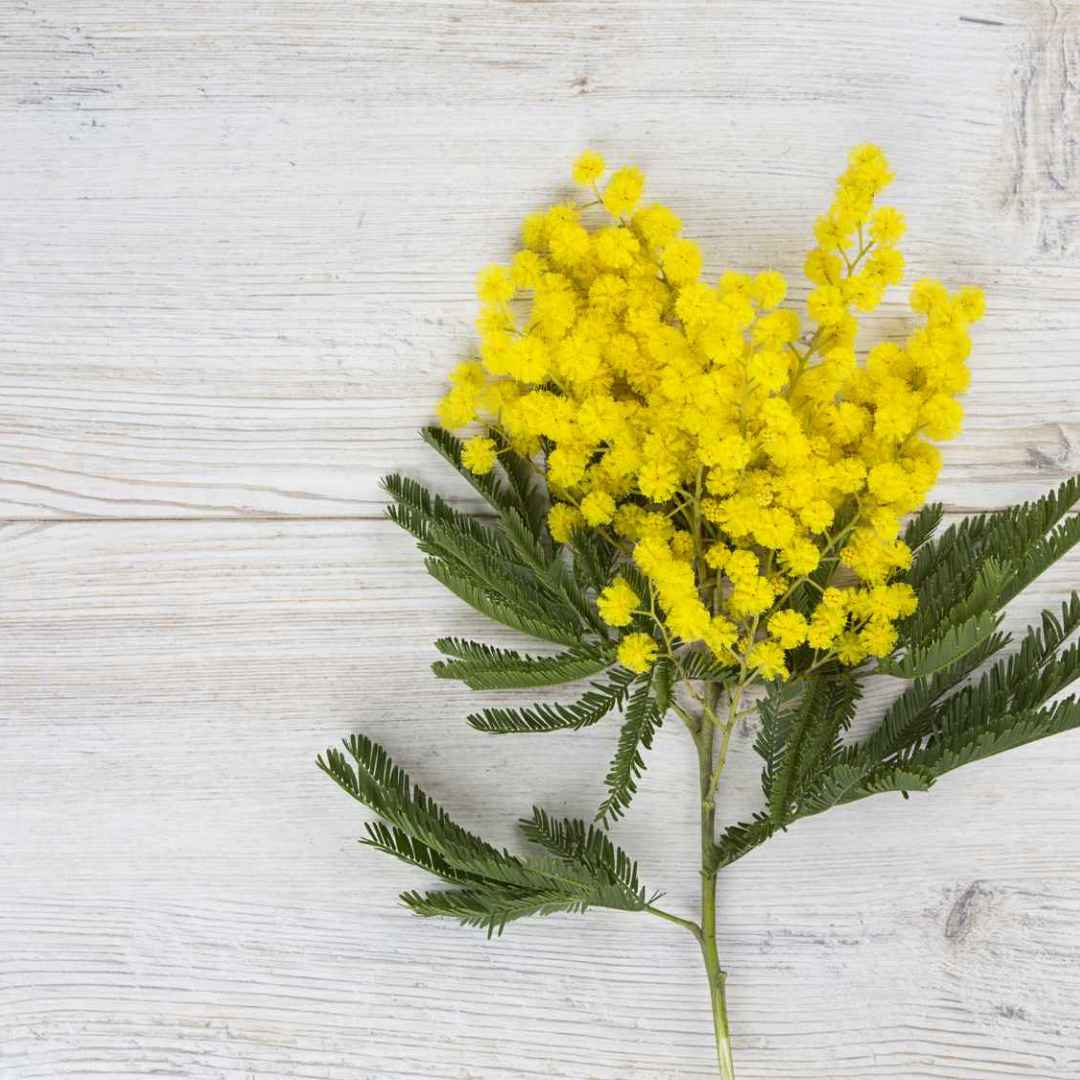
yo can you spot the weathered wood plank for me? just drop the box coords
[3,0,1080,1076]
[0,0,1077,519]
[2,518,1079,1078]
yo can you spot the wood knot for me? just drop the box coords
[945,880,993,941]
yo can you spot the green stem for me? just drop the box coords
[705,683,744,807]
[645,903,703,941]
[696,694,736,1079]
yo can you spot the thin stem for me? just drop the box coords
[696,688,736,1078]
[645,903,703,942]
[670,699,701,736]
[705,683,744,807]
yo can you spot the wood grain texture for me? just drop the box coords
[2,1,1080,1077]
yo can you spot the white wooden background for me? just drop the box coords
[2,2,1079,1077]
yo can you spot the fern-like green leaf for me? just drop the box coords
[422,520,575,623]
[400,885,572,935]
[384,473,517,564]
[489,428,550,544]
[949,557,1012,624]
[765,672,858,824]
[798,762,935,813]
[421,425,520,519]
[675,647,735,682]
[422,425,556,575]
[903,501,944,552]
[993,475,1080,555]
[1006,593,1080,711]
[318,733,509,869]
[997,512,1080,608]
[909,697,1080,777]
[902,477,1079,646]
[568,526,619,595]
[925,594,1080,743]
[754,680,802,802]
[851,628,1009,767]
[401,863,650,937]
[431,640,612,690]
[793,672,861,791]
[425,557,582,646]
[466,669,637,734]
[319,734,652,938]
[848,764,936,799]
[709,815,774,873]
[878,611,1005,679]
[596,674,663,825]
[519,807,649,900]
[387,470,587,641]
[651,657,675,714]
[361,820,483,886]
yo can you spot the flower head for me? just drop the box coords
[460,436,497,475]
[617,632,659,673]
[597,577,640,627]
[572,149,606,186]
[436,146,982,680]
[603,167,645,216]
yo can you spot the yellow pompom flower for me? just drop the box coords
[617,632,659,673]
[751,270,787,309]
[805,248,842,285]
[633,203,682,249]
[704,542,731,570]
[799,499,835,533]
[729,576,775,617]
[704,615,738,653]
[807,286,846,326]
[449,360,486,388]
[597,577,640,627]
[548,503,584,543]
[920,394,964,440]
[870,207,906,246]
[666,598,712,642]
[581,489,616,526]
[814,213,851,249]
[594,226,641,269]
[511,250,546,289]
[859,617,898,658]
[520,211,547,251]
[955,286,986,323]
[638,459,681,502]
[910,278,950,316]
[438,385,478,429]
[834,631,867,665]
[476,265,514,306]
[662,238,703,286]
[747,349,790,392]
[461,436,498,475]
[866,462,911,504]
[749,640,789,681]
[779,538,820,576]
[768,610,809,649]
[572,149,606,186]
[602,166,645,216]
[807,606,845,649]
[670,530,696,561]
[724,549,759,583]
[548,219,591,266]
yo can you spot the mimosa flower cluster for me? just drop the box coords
[439,147,984,681]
